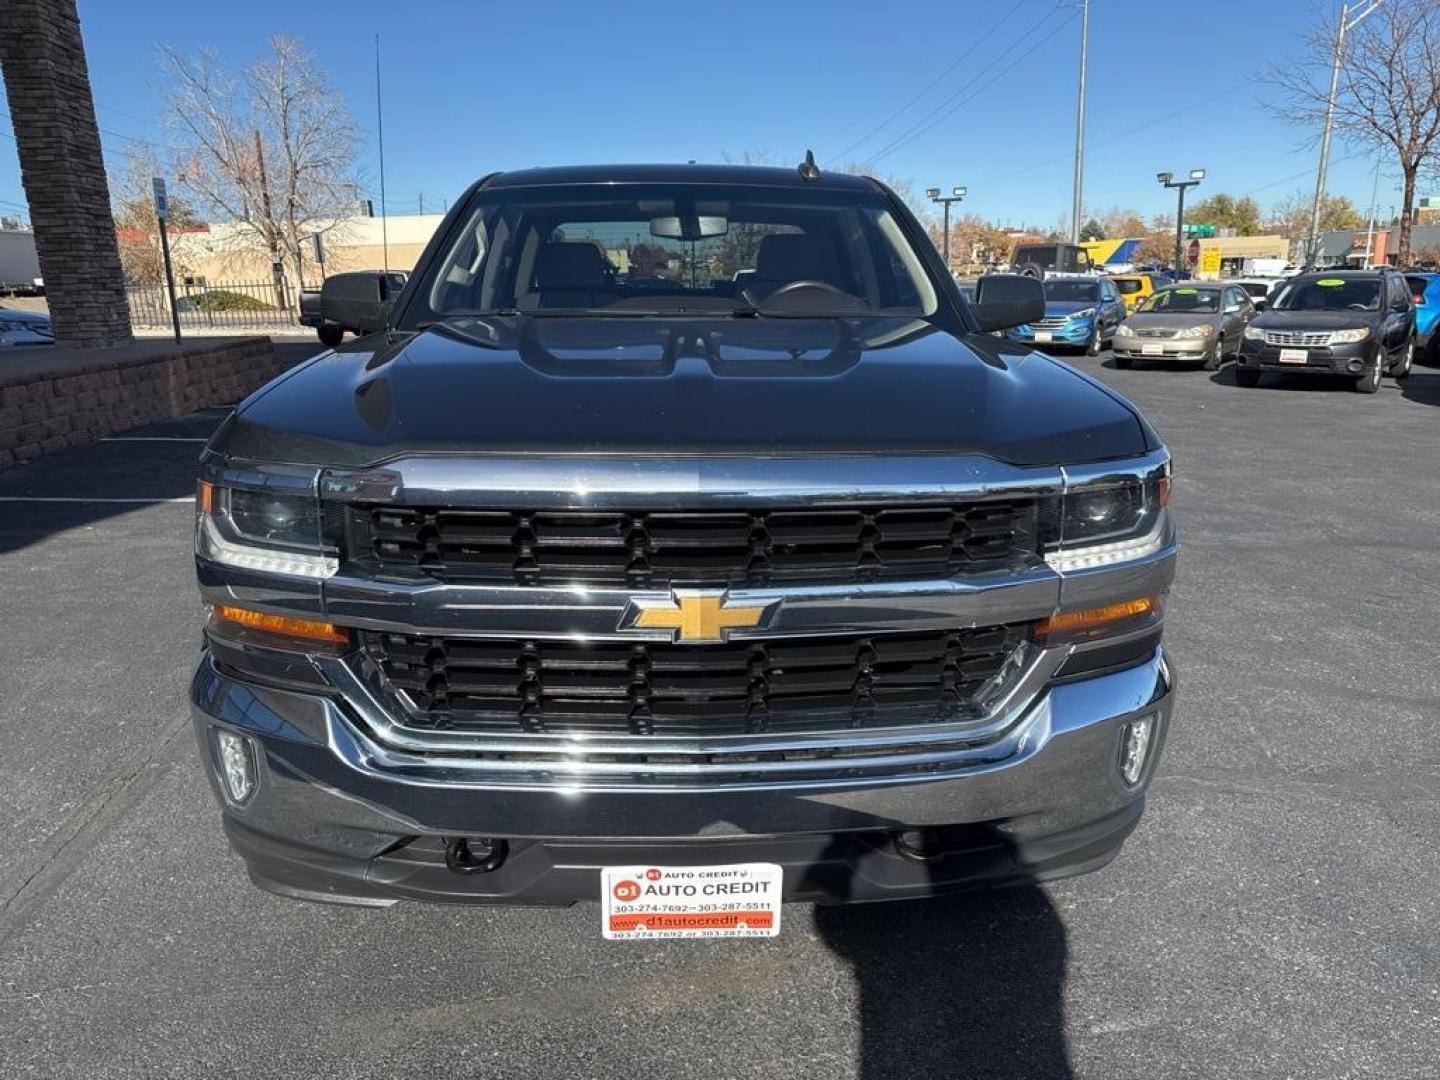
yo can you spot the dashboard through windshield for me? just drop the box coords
[400,183,939,326]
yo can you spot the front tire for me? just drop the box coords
[1354,357,1382,393]
[1235,366,1261,387]
[1086,329,1102,356]
[1201,339,1222,371]
[1391,338,1414,380]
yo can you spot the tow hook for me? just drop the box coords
[894,829,945,863]
[444,836,509,874]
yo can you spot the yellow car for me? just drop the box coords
[1112,273,1166,313]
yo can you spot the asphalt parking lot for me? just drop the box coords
[1,341,1437,1079]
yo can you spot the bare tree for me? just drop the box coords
[1266,188,1365,239]
[161,35,359,305]
[110,146,199,285]
[1271,2,1440,263]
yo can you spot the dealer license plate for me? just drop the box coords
[1279,348,1308,364]
[1141,343,1164,356]
[1033,331,1052,343]
[602,863,783,940]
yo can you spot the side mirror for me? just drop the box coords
[972,274,1045,332]
[320,271,394,333]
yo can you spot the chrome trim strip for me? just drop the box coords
[313,649,1170,792]
[322,562,1061,640]
[318,454,1063,509]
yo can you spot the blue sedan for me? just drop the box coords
[1004,276,1128,355]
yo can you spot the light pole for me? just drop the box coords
[927,186,967,275]
[1158,170,1205,277]
[1070,0,1090,244]
[1305,0,1382,269]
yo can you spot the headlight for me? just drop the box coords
[1068,308,1096,321]
[1044,460,1172,572]
[196,480,338,579]
[1243,326,1265,340]
[1328,327,1370,344]
[1179,325,1213,338]
[1116,323,1135,337]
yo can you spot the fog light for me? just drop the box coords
[215,729,256,804]
[1347,359,1363,373]
[1119,714,1155,787]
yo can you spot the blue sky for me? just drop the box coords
[0,0,1406,230]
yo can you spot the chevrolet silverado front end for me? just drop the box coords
[191,163,1177,919]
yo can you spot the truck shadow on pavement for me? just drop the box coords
[1400,369,1440,406]
[812,835,1072,1079]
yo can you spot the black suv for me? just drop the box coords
[1236,269,1415,392]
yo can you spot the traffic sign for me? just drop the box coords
[151,177,169,222]
[1187,239,1200,265]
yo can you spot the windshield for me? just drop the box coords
[1273,277,1380,312]
[1139,288,1220,313]
[1113,278,1144,294]
[1043,280,1098,302]
[402,182,937,325]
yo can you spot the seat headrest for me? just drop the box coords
[534,242,610,290]
[755,234,827,281]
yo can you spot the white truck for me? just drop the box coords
[0,228,43,296]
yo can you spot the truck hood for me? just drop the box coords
[217,315,1155,468]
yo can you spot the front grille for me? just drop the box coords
[1264,330,1332,347]
[348,501,1037,587]
[359,624,1031,737]
[1133,327,1178,339]
[1031,316,1073,329]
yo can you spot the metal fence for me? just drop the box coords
[126,280,299,330]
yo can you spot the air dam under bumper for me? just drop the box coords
[191,649,1174,907]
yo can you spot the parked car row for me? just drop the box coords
[993,267,1420,394]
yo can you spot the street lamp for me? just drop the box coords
[928,186,967,274]
[1158,169,1205,278]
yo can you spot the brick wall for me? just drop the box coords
[0,337,283,469]
[0,0,133,347]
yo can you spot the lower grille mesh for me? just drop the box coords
[360,625,1030,737]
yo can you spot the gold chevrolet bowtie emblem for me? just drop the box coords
[626,590,775,643]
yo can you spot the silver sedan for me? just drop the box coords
[1111,283,1254,371]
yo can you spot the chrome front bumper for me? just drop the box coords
[190,646,1174,904]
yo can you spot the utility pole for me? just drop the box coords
[926,186,967,274]
[1305,0,1382,269]
[1158,170,1205,277]
[375,34,389,273]
[253,129,288,312]
[1070,0,1090,244]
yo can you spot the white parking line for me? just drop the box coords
[0,496,195,504]
[99,437,209,443]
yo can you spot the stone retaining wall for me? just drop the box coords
[0,336,281,469]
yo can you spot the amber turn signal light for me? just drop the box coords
[1036,596,1159,643]
[197,480,215,512]
[210,604,350,645]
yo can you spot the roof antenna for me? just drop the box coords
[798,149,821,182]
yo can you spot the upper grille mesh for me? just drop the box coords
[348,501,1037,587]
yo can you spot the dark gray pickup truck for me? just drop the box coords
[298,270,407,348]
[192,162,1176,935]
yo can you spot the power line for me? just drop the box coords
[863,6,1078,168]
[972,83,1252,189]
[828,0,1030,163]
